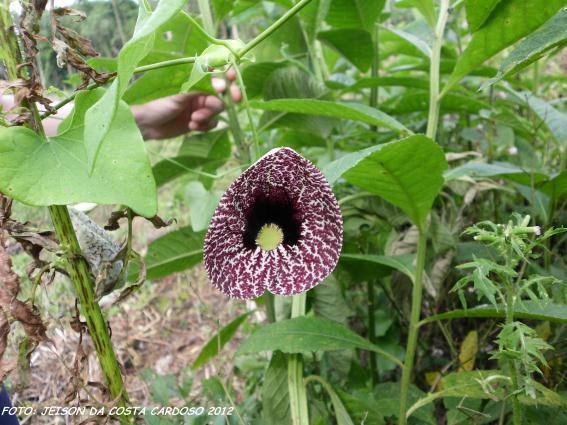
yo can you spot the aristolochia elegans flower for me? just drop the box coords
[204,148,343,299]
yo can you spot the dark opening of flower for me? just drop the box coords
[204,148,343,299]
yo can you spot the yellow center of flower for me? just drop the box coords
[255,223,284,251]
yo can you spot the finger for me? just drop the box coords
[203,95,225,113]
[211,77,227,94]
[226,68,237,81]
[189,119,218,132]
[230,84,242,103]
[191,108,217,124]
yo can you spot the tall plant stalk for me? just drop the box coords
[0,6,130,422]
[398,230,427,425]
[288,293,309,425]
[399,3,450,424]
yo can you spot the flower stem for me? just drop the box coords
[238,0,314,58]
[425,0,450,140]
[398,229,427,425]
[288,293,309,425]
[0,8,130,421]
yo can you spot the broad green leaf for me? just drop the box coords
[383,26,431,58]
[464,0,503,32]
[143,227,205,280]
[317,29,374,71]
[312,275,352,325]
[420,301,567,326]
[444,0,565,93]
[444,161,548,185]
[514,91,567,146]
[325,0,385,31]
[124,11,211,104]
[342,135,447,227]
[541,170,567,199]
[250,99,409,134]
[0,89,156,216]
[186,181,222,232]
[84,0,186,171]
[382,92,487,115]
[340,253,416,283]
[212,0,234,22]
[486,7,567,86]
[242,61,289,98]
[237,316,403,367]
[152,129,231,187]
[338,383,435,425]
[397,0,436,28]
[339,76,429,92]
[306,376,355,425]
[192,312,252,370]
[262,351,291,425]
[300,0,332,41]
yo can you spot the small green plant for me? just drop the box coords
[452,214,565,424]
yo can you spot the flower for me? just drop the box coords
[204,148,343,299]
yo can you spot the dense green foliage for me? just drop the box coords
[1,0,567,424]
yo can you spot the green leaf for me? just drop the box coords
[383,26,431,58]
[237,316,403,367]
[464,0,503,32]
[340,253,416,282]
[397,0,436,28]
[420,301,567,326]
[515,91,567,146]
[541,170,567,199]
[306,376,355,425]
[192,312,252,370]
[84,0,187,171]
[341,135,448,227]
[142,227,205,280]
[0,89,156,216]
[381,92,487,115]
[339,383,435,425]
[250,99,409,133]
[152,129,231,187]
[317,29,374,71]
[444,161,548,185]
[312,275,352,325]
[325,0,385,31]
[262,351,291,425]
[444,0,566,93]
[242,61,289,98]
[186,181,222,232]
[486,8,567,85]
[339,76,429,92]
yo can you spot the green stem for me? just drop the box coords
[0,7,130,421]
[425,0,450,140]
[288,293,309,425]
[368,279,377,387]
[238,0,314,58]
[225,93,250,163]
[232,61,261,159]
[197,0,215,36]
[398,229,427,425]
[505,281,522,425]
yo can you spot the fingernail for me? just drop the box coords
[226,68,237,81]
[211,78,227,93]
[230,84,242,103]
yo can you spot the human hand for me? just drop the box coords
[132,69,242,140]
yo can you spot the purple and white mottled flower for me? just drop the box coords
[204,148,343,299]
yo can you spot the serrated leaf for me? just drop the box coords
[0,89,156,216]
[341,135,448,227]
[84,0,187,171]
[317,29,374,71]
[237,316,403,367]
[192,312,252,370]
[444,0,565,93]
[250,99,409,134]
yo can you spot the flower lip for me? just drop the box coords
[204,147,343,299]
[242,191,302,249]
